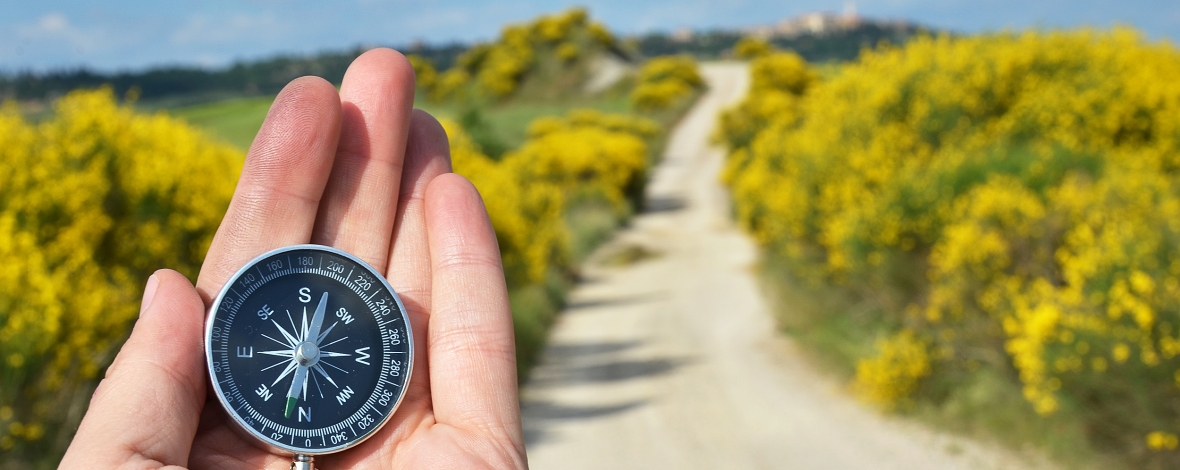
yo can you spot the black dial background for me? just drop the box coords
[205,245,412,455]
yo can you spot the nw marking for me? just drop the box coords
[336,386,354,405]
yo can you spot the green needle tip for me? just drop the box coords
[285,397,297,418]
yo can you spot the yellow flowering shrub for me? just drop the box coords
[630,55,704,111]
[445,108,655,287]
[430,68,470,102]
[720,29,1180,459]
[733,36,776,59]
[854,330,931,408]
[1148,431,1180,451]
[533,8,588,44]
[477,25,537,98]
[0,88,241,459]
[556,43,581,63]
[406,54,438,95]
[715,51,814,153]
[438,8,614,100]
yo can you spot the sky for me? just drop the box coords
[2,0,1179,73]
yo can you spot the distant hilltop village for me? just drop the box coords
[667,2,919,43]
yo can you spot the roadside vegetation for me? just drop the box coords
[717,30,1180,469]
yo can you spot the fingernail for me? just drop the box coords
[140,273,160,315]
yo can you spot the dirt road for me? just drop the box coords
[520,62,1049,470]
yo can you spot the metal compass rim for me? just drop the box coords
[203,243,414,456]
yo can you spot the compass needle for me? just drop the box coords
[285,365,309,418]
[308,292,328,343]
[205,245,412,457]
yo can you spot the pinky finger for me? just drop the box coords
[423,174,524,451]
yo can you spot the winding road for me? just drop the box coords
[519,62,1052,470]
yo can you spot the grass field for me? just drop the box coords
[161,96,274,150]
[163,92,633,152]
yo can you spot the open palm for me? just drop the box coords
[61,49,527,470]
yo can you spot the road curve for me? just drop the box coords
[520,62,1050,470]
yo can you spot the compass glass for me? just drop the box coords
[205,245,413,455]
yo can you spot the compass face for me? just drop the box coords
[205,245,413,455]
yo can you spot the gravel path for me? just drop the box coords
[520,62,1052,470]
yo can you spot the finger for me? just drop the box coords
[386,111,453,400]
[312,48,416,272]
[61,270,207,469]
[196,77,342,304]
[424,174,523,446]
[316,111,455,470]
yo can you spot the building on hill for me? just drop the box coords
[747,9,860,38]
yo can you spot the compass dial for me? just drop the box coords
[205,245,413,455]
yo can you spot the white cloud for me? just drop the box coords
[16,12,114,54]
[171,12,285,45]
[38,12,69,32]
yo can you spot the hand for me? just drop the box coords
[60,48,527,469]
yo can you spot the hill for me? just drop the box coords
[0,14,933,105]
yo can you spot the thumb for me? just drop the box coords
[61,269,208,469]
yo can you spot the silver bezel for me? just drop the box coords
[203,244,415,456]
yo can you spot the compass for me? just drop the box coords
[205,245,413,469]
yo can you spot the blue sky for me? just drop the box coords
[2,0,1178,73]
